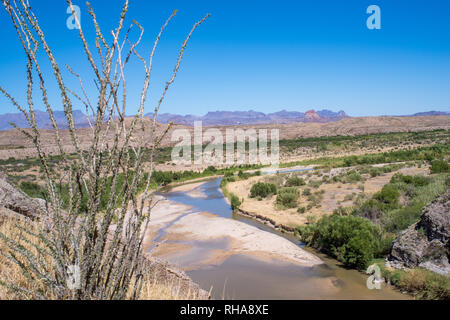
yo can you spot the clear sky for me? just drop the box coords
[0,0,449,117]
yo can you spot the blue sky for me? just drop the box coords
[0,0,449,117]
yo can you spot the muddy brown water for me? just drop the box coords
[159,178,410,300]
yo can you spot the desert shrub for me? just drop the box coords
[378,234,395,256]
[332,175,341,182]
[306,190,324,208]
[356,199,384,220]
[302,188,311,196]
[430,159,449,173]
[276,187,299,208]
[403,184,417,198]
[19,181,47,199]
[343,170,363,183]
[285,176,305,187]
[391,173,430,187]
[225,176,235,183]
[297,207,306,214]
[333,205,354,216]
[298,214,385,270]
[250,182,277,198]
[411,176,430,187]
[382,203,423,233]
[308,179,322,189]
[224,171,234,178]
[152,171,174,185]
[369,168,380,177]
[238,170,250,179]
[373,184,400,208]
[205,165,217,173]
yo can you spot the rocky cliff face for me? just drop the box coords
[388,190,450,275]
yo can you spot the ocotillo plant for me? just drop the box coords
[0,0,209,299]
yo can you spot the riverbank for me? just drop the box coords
[223,164,429,231]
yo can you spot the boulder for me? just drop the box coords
[388,189,450,275]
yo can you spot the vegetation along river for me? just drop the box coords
[158,178,410,299]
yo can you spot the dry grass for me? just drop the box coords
[0,215,203,300]
[138,275,203,300]
[0,215,55,299]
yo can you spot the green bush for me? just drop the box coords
[370,168,380,177]
[308,179,322,189]
[343,170,363,183]
[391,173,430,187]
[19,181,47,199]
[250,182,277,198]
[238,170,250,179]
[224,171,234,177]
[225,176,236,183]
[382,203,423,233]
[374,184,400,208]
[430,159,449,173]
[205,165,217,173]
[285,176,305,187]
[276,187,299,208]
[357,199,384,220]
[298,214,385,270]
[230,194,241,211]
[297,207,306,214]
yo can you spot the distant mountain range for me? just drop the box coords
[0,109,448,131]
[0,110,91,131]
[148,109,349,126]
[409,111,450,117]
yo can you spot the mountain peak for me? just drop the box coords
[304,109,321,121]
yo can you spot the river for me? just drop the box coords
[158,178,410,300]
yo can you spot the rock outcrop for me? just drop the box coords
[388,189,450,275]
[0,172,43,220]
